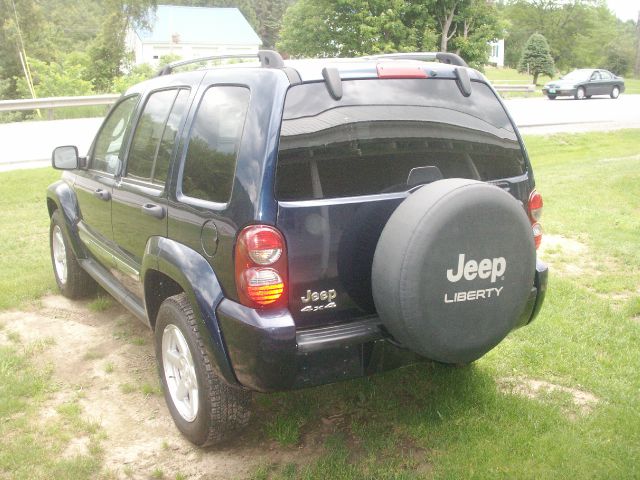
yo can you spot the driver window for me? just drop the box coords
[590,72,601,81]
[91,96,139,174]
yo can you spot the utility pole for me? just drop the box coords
[635,10,640,78]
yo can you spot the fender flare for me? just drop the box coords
[46,180,85,259]
[142,237,239,386]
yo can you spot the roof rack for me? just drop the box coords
[362,52,468,68]
[156,49,285,76]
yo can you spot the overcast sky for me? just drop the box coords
[606,0,639,22]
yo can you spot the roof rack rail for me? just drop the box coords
[156,49,285,76]
[362,52,468,68]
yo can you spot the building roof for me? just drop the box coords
[136,5,262,46]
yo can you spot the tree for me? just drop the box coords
[87,0,156,92]
[278,0,499,66]
[278,0,426,57]
[518,33,555,85]
[451,0,505,68]
[633,10,640,78]
[433,0,468,52]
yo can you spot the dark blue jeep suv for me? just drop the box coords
[47,51,548,446]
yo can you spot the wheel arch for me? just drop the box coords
[141,236,239,386]
[46,180,85,259]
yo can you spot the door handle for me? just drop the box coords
[93,188,111,201]
[141,203,165,220]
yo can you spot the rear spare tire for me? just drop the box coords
[372,179,535,364]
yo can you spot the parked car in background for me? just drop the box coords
[542,69,625,100]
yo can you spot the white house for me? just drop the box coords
[488,39,505,67]
[126,5,262,67]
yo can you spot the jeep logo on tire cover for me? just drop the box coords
[446,254,506,283]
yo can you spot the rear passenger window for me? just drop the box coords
[127,88,190,184]
[181,86,250,204]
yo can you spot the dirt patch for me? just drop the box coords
[538,234,590,276]
[498,377,599,419]
[0,295,314,479]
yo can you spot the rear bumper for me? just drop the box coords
[217,300,421,392]
[217,259,548,392]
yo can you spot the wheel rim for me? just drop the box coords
[52,225,68,285]
[162,324,199,422]
[612,87,619,98]
[577,88,585,99]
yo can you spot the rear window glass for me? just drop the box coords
[275,79,526,201]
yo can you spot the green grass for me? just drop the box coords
[87,295,113,312]
[484,65,553,85]
[0,344,103,479]
[0,168,60,309]
[1,130,640,478]
[624,77,640,94]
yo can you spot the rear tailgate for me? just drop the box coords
[275,77,531,328]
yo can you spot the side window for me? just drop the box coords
[181,86,250,204]
[126,88,190,184]
[91,96,138,174]
[590,72,600,81]
[155,90,190,185]
[600,71,611,80]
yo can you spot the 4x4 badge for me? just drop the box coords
[300,289,337,312]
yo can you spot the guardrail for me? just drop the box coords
[0,94,120,112]
[493,84,536,92]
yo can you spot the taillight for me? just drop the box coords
[235,225,288,309]
[528,189,543,249]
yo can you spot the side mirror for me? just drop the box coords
[52,146,79,170]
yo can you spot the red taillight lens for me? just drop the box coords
[244,226,283,265]
[235,225,287,308]
[528,190,543,222]
[528,189,543,249]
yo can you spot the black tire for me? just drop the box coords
[372,179,536,364]
[547,95,557,100]
[610,86,620,99]
[574,87,586,100]
[50,209,96,298]
[155,293,251,446]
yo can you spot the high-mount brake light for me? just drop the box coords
[235,225,288,308]
[376,63,428,79]
[528,190,544,249]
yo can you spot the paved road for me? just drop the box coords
[1,94,639,171]
[508,94,640,135]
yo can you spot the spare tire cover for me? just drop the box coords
[372,179,535,364]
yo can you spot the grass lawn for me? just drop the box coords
[1,130,639,478]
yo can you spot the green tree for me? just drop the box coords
[278,0,425,57]
[501,0,637,74]
[451,0,505,68]
[86,0,156,92]
[16,54,94,98]
[254,0,293,48]
[518,33,555,85]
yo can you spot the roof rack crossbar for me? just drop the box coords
[362,52,468,68]
[156,50,285,76]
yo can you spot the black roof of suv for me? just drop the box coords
[47,50,548,446]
